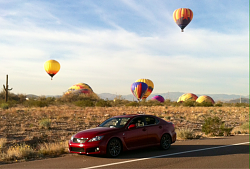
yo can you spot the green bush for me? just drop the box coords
[74,100,95,107]
[202,116,232,136]
[1,103,9,109]
[39,119,51,129]
[196,102,214,107]
[182,101,196,107]
[95,99,112,107]
[125,102,139,107]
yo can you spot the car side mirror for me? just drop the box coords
[96,124,100,127]
[128,124,136,130]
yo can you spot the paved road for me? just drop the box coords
[1,135,249,169]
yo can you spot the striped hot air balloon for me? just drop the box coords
[173,8,193,32]
[131,82,148,101]
[135,79,154,100]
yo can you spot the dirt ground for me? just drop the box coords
[0,105,249,147]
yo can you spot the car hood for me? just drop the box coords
[74,127,119,139]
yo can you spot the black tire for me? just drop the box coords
[160,134,171,150]
[107,138,122,157]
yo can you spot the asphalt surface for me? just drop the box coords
[1,135,249,169]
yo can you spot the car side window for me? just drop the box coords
[145,116,158,125]
[129,117,145,127]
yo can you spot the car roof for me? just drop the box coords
[113,114,155,118]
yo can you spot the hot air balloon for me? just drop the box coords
[177,93,198,103]
[196,95,215,104]
[44,60,60,80]
[135,79,154,100]
[152,95,165,103]
[65,83,93,95]
[131,82,148,101]
[173,8,193,32]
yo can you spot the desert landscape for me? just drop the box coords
[0,105,249,164]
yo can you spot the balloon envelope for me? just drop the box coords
[177,93,198,103]
[44,60,60,80]
[152,95,165,103]
[65,83,93,95]
[173,8,193,32]
[131,82,148,101]
[196,95,215,104]
[135,79,154,99]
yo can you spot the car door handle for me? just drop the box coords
[142,128,147,131]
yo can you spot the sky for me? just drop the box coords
[0,0,249,96]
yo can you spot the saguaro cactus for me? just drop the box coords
[3,74,13,102]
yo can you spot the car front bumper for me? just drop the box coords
[68,140,107,155]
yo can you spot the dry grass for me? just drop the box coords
[0,105,249,163]
[0,138,7,149]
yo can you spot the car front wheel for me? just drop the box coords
[107,138,122,157]
[160,134,171,150]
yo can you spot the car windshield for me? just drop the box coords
[99,117,130,128]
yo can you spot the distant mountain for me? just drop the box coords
[98,92,249,102]
[226,98,249,103]
[25,92,249,103]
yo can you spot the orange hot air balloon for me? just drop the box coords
[44,60,60,80]
[173,8,193,32]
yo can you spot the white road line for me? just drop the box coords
[80,142,249,169]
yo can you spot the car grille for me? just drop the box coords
[71,147,85,152]
[73,138,88,143]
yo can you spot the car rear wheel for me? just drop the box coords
[160,134,171,150]
[107,138,122,157]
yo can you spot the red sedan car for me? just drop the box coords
[68,114,176,157]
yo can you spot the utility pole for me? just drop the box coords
[3,74,13,102]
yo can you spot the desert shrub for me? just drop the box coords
[214,101,223,107]
[234,103,249,107]
[38,141,67,156]
[1,103,9,109]
[74,100,95,107]
[182,101,196,107]
[95,99,112,107]
[196,102,214,107]
[176,128,196,140]
[231,122,249,134]
[0,138,7,149]
[23,99,49,107]
[202,116,232,136]
[125,101,139,107]
[39,119,51,129]
[3,144,36,161]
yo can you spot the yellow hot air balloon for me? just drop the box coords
[44,60,60,80]
[177,93,198,103]
[135,79,154,99]
[196,95,215,104]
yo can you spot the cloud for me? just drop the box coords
[0,0,248,96]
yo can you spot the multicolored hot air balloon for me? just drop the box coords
[152,95,165,103]
[131,82,148,101]
[65,83,93,95]
[135,79,154,100]
[44,60,60,80]
[177,93,198,103]
[173,8,193,32]
[196,95,215,104]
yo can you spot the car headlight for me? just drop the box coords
[88,136,104,142]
